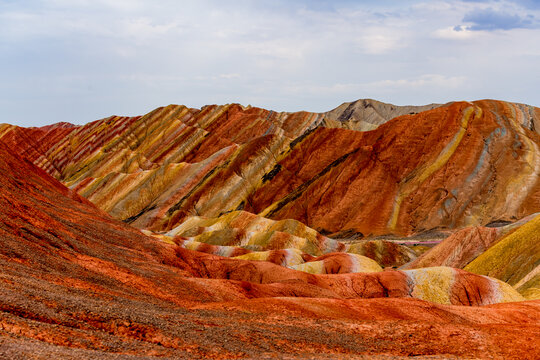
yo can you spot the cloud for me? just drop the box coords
[367,74,467,90]
[460,0,540,8]
[508,0,540,10]
[433,25,477,39]
[462,7,536,30]
[1,0,540,126]
[357,29,406,54]
[282,75,467,97]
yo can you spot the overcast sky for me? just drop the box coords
[1,0,540,126]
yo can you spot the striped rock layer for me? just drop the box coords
[166,210,344,255]
[464,213,540,300]
[159,210,416,269]
[404,213,540,299]
[2,99,540,238]
[178,248,523,305]
[0,138,522,307]
[290,253,383,274]
[1,139,538,359]
[250,100,540,236]
[169,237,412,271]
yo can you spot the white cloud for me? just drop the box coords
[118,18,181,41]
[358,29,405,54]
[219,73,241,79]
[282,75,466,98]
[1,0,540,126]
[368,74,467,90]
[433,26,477,39]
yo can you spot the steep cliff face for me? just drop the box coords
[2,99,539,238]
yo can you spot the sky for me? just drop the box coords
[1,0,540,126]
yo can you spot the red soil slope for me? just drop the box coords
[1,140,540,358]
[251,100,540,236]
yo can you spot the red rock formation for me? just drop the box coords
[403,213,540,299]
[2,100,539,238]
[291,252,383,274]
[404,226,501,269]
[177,248,522,305]
[251,100,540,236]
[346,239,417,267]
[0,122,77,178]
[1,138,539,358]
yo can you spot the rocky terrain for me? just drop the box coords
[1,98,539,358]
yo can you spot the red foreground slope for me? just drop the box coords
[1,141,540,358]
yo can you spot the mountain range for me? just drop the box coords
[0,98,539,359]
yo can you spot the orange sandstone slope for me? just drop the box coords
[2,99,540,237]
[402,213,540,299]
[1,138,540,358]
[251,100,540,236]
[0,105,321,230]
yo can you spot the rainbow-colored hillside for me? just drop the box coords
[1,98,539,358]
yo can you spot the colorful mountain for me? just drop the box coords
[250,100,540,236]
[1,138,538,358]
[2,99,539,238]
[404,212,540,299]
[2,98,540,358]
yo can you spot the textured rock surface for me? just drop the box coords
[171,236,407,271]
[165,211,416,270]
[251,100,540,236]
[178,247,523,305]
[167,211,344,255]
[233,248,306,267]
[290,253,383,274]
[1,137,538,358]
[403,226,502,269]
[404,212,540,299]
[0,104,322,232]
[346,239,417,267]
[516,271,540,300]
[2,99,540,238]
[464,213,540,291]
[322,98,444,131]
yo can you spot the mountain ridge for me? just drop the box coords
[1,97,540,358]
[1,98,540,237]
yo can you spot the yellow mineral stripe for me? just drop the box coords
[406,267,455,305]
[388,106,480,230]
[290,260,325,274]
[502,103,540,214]
[464,213,540,285]
[349,254,383,273]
